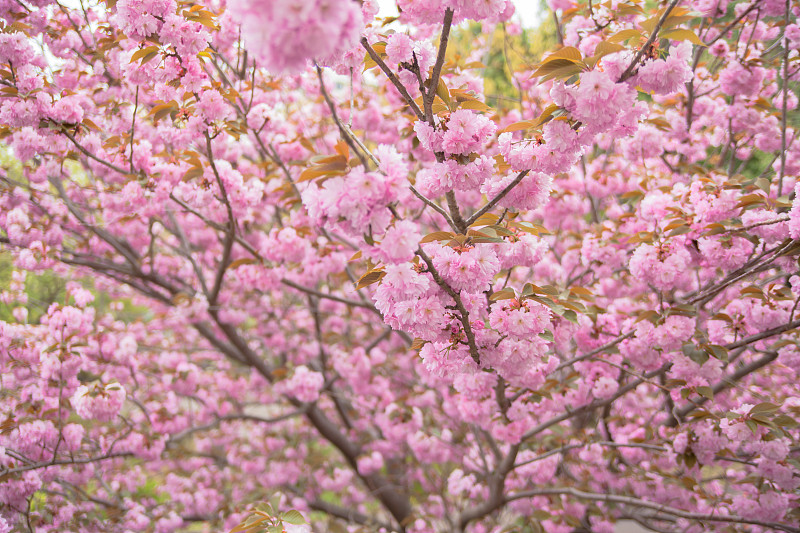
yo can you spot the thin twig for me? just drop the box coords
[129,86,138,174]
[465,170,530,227]
[315,64,369,169]
[618,0,682,82]
[778,0,790,196]
[360,38,424,119]
[409,186,458,232]
[504,487,800,533]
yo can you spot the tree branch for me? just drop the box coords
[423,8,455,123]
[464,170,530,227]
[504,487,800,533]
[361,38,424,120]
[618,0,682,82]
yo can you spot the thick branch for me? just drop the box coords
[361,38,424,120]
[665,351,779,426]
[1,452,133,477]
[204,132,236,307]
[423,8,455,123]
[465,170,530,227]
[281,278,381,315]
[456,444,519,530]
[61,128,132,176]
[778,0,791,195]
[522,366,668,442]
[417,246,482,365]
[504,487,800,533]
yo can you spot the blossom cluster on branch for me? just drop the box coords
[1,0,800,532]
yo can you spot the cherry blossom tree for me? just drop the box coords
[1,0,800,532]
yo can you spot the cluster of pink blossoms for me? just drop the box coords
[374,263,451,342]
[632,42,695,95]
[112,0,177,40]
[302,146,410,238]
[486,41,694,196]
[790,181,800,239]
[417,155,496,198]
[71,383,127,422]
[629,240,693,291]
[415,110,497,157]
[429,242,501,292]
[2,0,800,531]
[413,107,504,199]
[488,300,550,340]
[482,171,553,211]
[676,402,798,523]
[279,366,324,403]
[384,32,437,88]
[396,0,515,25]
[227,0,365,72]
[113,0,210,55]
[708,298,791,342]
[302,168,397,237]
[553,68,642,137]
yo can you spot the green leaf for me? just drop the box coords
[130,45,160,64]
[668,224,692,236]
[150,101,178,124]
[773,414,800,428]
[640,15,660,35]
[532,59,585,82]
[750,414,775,427]
[684,450,697,468]
[682,343,708,365]
[636,310,660,323]
[530,284,559,296]
[608,29,642,43]
[749,402,780,416]
[355,269,386,290]
[469,213,500,227]
[436,77,451,109]
[521,283,534,297]
[420,231,455,243]
[498,119,538,133]
[661,29,706,47]
[489,288,515,301]
[546,46,583,62]
[81,117,100,131]
[230,515,266,533]
[254,503,274,515]
[458,99,491,112]
[696,386,713,400]
[531,510,551,521]
[592,41,625,62]
[76,370,102,383]
[281,510,306,525]
[708,344,728,361]
[229,257,257,269]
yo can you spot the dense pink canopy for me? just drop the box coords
[1,0,800,532]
